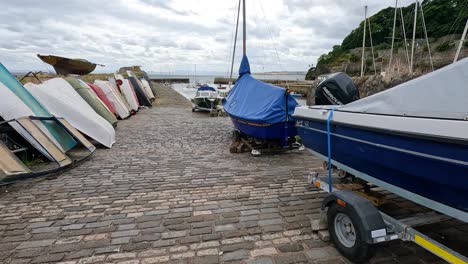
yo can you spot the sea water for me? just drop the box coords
[171,83,306,106]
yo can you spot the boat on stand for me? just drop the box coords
[222,0,300,155]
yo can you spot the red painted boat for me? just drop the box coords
[87,83,116,115]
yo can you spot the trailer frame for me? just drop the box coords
[309,172,468,263]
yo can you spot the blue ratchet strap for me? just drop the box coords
[327,108,336,193]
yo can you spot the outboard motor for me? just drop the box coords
[315,72,360,105]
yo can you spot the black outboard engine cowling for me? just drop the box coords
[315,72,360,105]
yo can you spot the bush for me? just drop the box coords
[348,53,360,62]
[374,42,390,50]
[436,42,452,52]
[464,41,468,48]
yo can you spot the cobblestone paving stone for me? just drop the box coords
[0,86,465,263]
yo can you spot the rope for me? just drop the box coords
[258,0,290,90]
[229,0,241,87]
[226,1,238,79]
[419,2,434,71]
[367,16,377,74]
[327,108,336,193]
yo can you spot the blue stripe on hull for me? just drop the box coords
[296,119,468,212]
[230,117,297,141]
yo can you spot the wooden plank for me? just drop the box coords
[56,118,96,152]
[0,141,31,180]
[16,118,72,167]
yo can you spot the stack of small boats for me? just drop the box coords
[0,63,156,183]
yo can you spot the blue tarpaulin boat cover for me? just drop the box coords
[198,85,216,92]
[223,55,298,124]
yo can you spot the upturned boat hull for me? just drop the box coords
[295,115,468,216]
[65,77,118,127]
[25,78,116,148]
[37,54,98,75]
[128,77,152,107]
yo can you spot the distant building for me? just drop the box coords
[118,66,143,74]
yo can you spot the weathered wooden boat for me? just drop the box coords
[37,54,103,75]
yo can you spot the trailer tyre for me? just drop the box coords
[327,203,373,263]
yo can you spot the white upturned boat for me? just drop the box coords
[25,78,116,148]
[0,82,59,160]
[140,78,156,100]
[114,73,140,112]
[94,80,131,119]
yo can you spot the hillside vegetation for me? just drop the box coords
[307,0,468,79]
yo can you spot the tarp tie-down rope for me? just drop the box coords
[327,108,336,193]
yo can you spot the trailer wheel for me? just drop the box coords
[327,203,372,263]
[192,108,196,112]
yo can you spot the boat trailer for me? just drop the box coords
[308,171,468,263]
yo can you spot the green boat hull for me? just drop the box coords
[65,77,118,126]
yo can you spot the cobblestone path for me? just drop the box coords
[0,86,462,263]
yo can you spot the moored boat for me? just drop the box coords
[294,58,468,221]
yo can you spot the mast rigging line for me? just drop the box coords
[399,0,410,68]
[229,0,242,87]
[258,0,290,90]
[454,19,468,63]
[388,0,398,72]
[410,0,418,73]
[361,5,367,77]
[419,1,434,71]
[227,0,240,80]
[367,15,377,75]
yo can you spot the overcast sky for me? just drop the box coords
[0,0,415,74]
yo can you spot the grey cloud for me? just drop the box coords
[0,0,419,72]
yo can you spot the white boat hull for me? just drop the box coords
[94,80,131,119]
[25,78,116,148]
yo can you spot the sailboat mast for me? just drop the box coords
[419,2,433,71]
[400,2,410,68]
[243,0,246,56]
[388,0,398,72]
[454,19,468,63]
[229,0,242,87]
[410,0,418,73]
[360,5,367,77]
[368,17,377,75]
